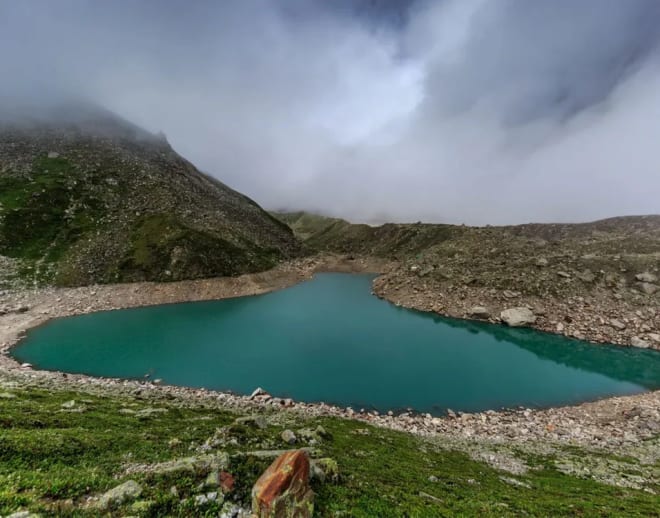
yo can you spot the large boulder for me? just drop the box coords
[500,307,536,327]
[252,449,314,518]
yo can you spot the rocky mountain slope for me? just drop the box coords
[275,212,660,348]
[0,104,299,287]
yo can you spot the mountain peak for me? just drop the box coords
[0,105,299,287]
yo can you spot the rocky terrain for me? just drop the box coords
[276,212,660,350]
[0,103,300,288]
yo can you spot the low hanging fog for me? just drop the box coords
[1,0,659,225]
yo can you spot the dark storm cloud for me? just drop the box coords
[1,0,659,224]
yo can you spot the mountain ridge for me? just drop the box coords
[0,104,300,287]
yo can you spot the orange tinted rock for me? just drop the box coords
[252,449,314,518]
[220,471,235,493]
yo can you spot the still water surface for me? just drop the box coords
[13,273,660,414]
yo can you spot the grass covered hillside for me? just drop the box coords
[1,384,658,517]
[0,104,299,288]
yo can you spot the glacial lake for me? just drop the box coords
[13,273,660,415]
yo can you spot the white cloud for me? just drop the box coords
[1,0,659,224]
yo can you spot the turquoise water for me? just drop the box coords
[13,273,660,415]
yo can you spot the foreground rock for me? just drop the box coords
[500,307,536,327]
[252,449,314,518]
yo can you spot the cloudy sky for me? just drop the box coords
[1,0,659,224]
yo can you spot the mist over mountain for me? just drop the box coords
[0,102,299,286]
[1,0,659,224]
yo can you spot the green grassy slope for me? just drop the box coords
[0,386,658,517]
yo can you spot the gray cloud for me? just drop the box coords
[1,0,659,224]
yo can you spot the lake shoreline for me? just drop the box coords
[0,254,658,455]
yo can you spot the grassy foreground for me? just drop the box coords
[0,386,658,517]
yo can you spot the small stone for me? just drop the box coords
[468,306,490,319]
[609,319,626,331]
[249,387,268,399]
[148,453,229,475]
[281,429,297,445]
[428,475,439,482]
[205,471,220,488]
[499,476,531,489]
[631,337,650,349]
[419,491,443,503]
[61,400,76,409]
[96,480,142,510]
[219,503,252,518]
[135,407,168,417]
[234,415,268,430]
[635,272,658,283]
[315,425,331,440]
[220,471,235,493]
[47,151,60,158]
[532,306,546,316]
[500,307,536,327]
[535,257,549,267]
[195,494,210,506]
[577,270,596,283]
[557,271,571,279]
[310,458,340,484]
[637,282,658,295]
